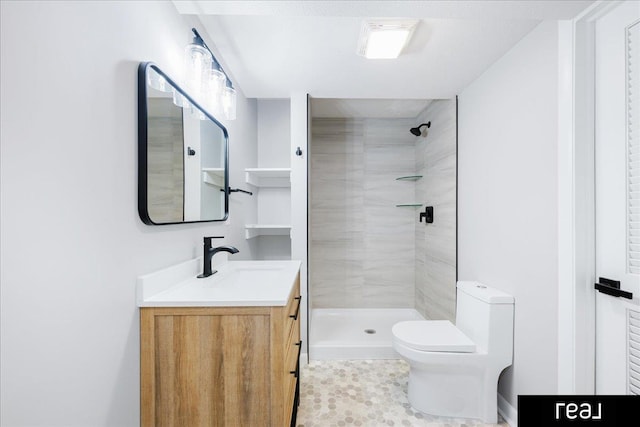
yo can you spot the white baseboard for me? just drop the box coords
[498,393,517,427]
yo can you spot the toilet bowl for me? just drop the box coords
[392,281,514,423]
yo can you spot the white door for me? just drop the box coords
[595,1,640,394]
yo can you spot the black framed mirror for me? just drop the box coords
[138,62,229,225]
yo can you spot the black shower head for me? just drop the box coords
[410,122,431,136]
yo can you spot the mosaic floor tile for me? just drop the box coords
[296,360,509,427]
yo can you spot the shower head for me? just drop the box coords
[410,122,431,136]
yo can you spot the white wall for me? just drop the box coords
[290,92,309,361]
[458,21,559,407]
[0,1,257,425]
[257,99,291,168]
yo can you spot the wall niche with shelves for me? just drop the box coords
[248,100,292,260]
[244,168,292,239]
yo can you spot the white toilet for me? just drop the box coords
[392,281,514,423]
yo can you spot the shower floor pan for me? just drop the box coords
[309,308,424,360]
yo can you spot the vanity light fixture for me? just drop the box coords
[357,19,419,59]
[147,69,172,93]
[181,28,236,120]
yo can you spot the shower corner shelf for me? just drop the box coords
[395,203,423,208]
[395,175,423,181]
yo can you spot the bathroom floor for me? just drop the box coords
[295,359,509,427]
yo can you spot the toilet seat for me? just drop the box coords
[392,320,476,353]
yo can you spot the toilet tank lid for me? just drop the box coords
[457,281,514,304]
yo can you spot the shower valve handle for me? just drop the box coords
[420,206,434,224]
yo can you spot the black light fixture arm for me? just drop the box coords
[191,27,234,89]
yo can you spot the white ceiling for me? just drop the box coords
[173,1,593,102]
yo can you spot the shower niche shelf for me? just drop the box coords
[244,224,291,239]
[395,175,423,181]
[245,168,291,187]
[244,168,292,240]
[202,168,224,187]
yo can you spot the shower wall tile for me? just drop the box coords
[362,281,415,307]
[311,208,365,239]
[414,99,457,322]
[311,117,416,309]
[414,287,427,318]
[147,99,185,223]
[425,226,457,266]
[423,257,458,320]
[362,117,416,309]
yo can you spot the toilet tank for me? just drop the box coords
[455,281,514,358]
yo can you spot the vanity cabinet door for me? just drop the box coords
[141,307,272,427]
[140,274,301,427]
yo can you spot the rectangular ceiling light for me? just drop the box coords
[357,19,419,59]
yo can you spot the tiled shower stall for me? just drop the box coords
[308,99,457,359]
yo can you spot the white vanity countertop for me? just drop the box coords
[137,259,301,307]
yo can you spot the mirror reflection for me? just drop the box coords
[138,62,229,225]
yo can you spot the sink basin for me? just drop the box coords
[196,265,284,288]
[137,259,301,307]
[234,265,285,271]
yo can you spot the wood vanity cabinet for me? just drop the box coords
[140,274,301,427]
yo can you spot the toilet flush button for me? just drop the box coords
[476,285,487,289]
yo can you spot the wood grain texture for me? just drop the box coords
[152,313,270,426]
[140,275,301,427]
[140,309,156,426]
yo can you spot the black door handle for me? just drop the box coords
[594,277,633,299]
[289,296,302,320]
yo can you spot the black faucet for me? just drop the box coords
[197,236,239,278]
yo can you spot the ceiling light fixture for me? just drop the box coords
[182,28,236,120]
[357,19,419,59]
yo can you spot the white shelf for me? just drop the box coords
[245,224,291,239]
[202,168,224,187]
[245,168,291,187]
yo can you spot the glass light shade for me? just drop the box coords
[222,86,236,120]
[147,68,171,92]
[172,88,190,109]
[203,68,226,115]
[189,105,206,121]
[184,42,212,95]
